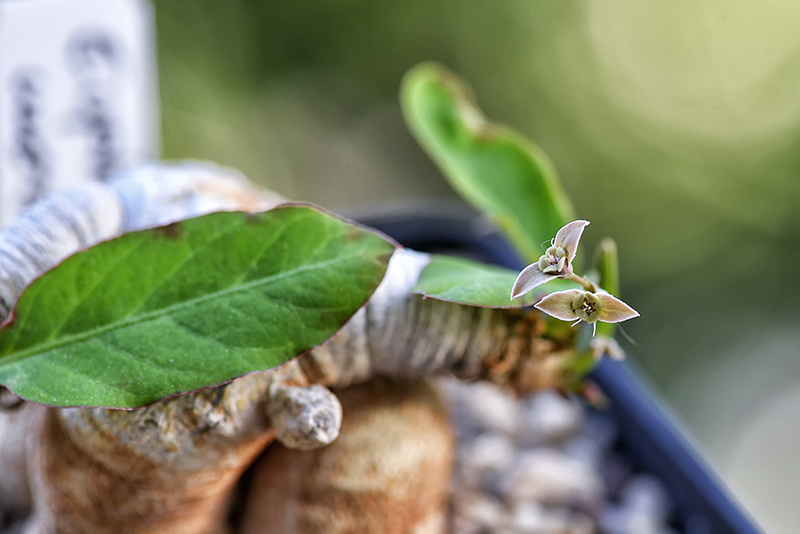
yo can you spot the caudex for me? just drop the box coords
[0,63,638,533]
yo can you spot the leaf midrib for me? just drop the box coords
[0,250,371,366]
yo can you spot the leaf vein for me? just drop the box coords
[1,251,376,364]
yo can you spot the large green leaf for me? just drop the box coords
[0,206,395,408]
[401,63,575,263]
[412,254,576,308]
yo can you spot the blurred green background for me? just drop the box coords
[153,1,800,531]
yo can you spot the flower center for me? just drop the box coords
[537,245,567,274]
[571,291,602,323]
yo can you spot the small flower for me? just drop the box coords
[534,289,639,332]
[510,220,590,300]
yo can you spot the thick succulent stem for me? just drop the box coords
[302,249,570,394]
[0,164,576,534]
[238,379,454,534]
[22,372,279,534]
[0,184,123,320]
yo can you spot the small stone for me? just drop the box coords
[542,508,595,534]
[571,513,596,534]
[446,381,520,437]
[502,449,604,513]
[508,501,546,531]
[599,506,628,534]
[600,506,664,534]
[456,433,516,490]
[518,391,584,445]
[560,434,604,468]
[506,505,596,534]
[619,474,672,523]
[451,491,506,533]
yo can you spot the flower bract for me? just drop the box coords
[510,220,590,300]
[534,289,639,327]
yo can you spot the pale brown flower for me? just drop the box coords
[510,220,590,300]
[534,289,639,332]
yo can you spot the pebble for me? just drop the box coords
[619,474,672,523]
[600,505,667,534]
[445,379,520,437]
[506,503,595,534]
[441,380,678,534]
[507,501,546,531]
[560,434,605,468]
[502,449,605,513]
[457,432,516,490]
[518,390,584,445]
[451,491,505,534]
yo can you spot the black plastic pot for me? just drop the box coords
[354,202,763,534]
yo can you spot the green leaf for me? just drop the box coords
[0,206,395,408]
[411,254,576,309]
[401,62,575,263]
[594,238,620,297]
[593,237,620,338]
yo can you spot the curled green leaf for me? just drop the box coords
[401,62,575,263]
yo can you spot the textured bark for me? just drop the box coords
[301,250,570,394]
[10,246,565,533]
[239,379,454,534]
[0,163,293,534]
[0,184,123,320]
[22,373,276,534]
[0,163,577,534]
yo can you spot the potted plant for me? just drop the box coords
[0,64,760,534]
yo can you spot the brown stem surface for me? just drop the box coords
[0,167,578,534]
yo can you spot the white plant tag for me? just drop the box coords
[0,0,159,226]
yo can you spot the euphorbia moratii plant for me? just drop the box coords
[0,63,641,534]
[0,62,640,411]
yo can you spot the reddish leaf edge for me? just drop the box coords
[0,202,399,410]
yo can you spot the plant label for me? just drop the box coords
[0,0,159,226]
